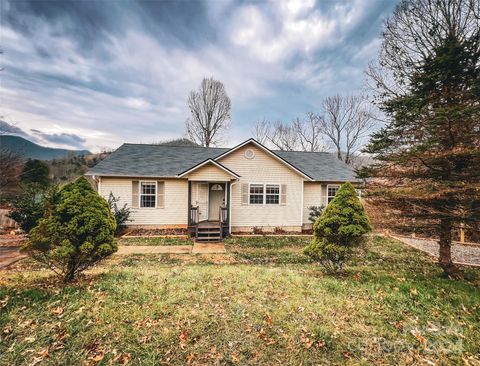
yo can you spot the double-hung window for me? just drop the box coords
[249,183,281,205]
[265,184,280,204]
[140,182,156,208]
[327,185,340,204]
[249,184,264,204]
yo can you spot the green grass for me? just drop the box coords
[119,236,193,246]
[1,235,479,365]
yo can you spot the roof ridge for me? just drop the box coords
[122,143,228,149]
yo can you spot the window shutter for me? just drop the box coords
[280,184,287,205]
[241,183,249,205]
[157,181,165,208]
[132,181,139,208]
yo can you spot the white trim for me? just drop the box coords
[214,138,313,181]
[326,184,341,205]
[139,180,158,209]
[98,176,102,194]
[177,158,240,179]
[300,181,304,226]
[229,181,236,234]
[248,182,281,206]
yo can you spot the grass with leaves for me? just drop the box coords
[0,235,479,365]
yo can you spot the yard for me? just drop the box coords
[0,235,479,365]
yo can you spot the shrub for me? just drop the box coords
[24,177,117,281]
[308,205,325,223]
[107,193,131,235]
[8,185,59,233]
[304,182,371,273]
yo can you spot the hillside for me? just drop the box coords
[0,135,91,160]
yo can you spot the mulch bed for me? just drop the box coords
[124,228,189,237]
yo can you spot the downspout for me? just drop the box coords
[229,180,237,235]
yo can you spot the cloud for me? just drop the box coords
[0,0,398,151]
[0,120,28,136]
[30,129,87,149]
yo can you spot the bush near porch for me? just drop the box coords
[1,235,479,365]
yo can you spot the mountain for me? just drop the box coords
[0,135,91,160]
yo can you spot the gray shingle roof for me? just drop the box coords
[86,143,359,182]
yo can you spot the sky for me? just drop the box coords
[0,0,398,152]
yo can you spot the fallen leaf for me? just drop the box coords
[231,352,240,363]
[52,307,64,316]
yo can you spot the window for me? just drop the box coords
[249,184,264,204]
[266,184,280,204]
[249,183,281,205]
[327,185,340,204]
[140,182,156,208]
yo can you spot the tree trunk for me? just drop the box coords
[438,218,458,277]
[64,261,76,282]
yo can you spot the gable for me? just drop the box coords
[179,161,239,181]
[217,142,307,180]
[215,139,313,180]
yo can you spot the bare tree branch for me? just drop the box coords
[185,77,231,147]
[319,95,376,165]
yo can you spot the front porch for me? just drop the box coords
[187,181,231,242]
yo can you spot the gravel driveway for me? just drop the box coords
[391,235,480,267]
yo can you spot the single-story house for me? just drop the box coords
[86,138,359,241]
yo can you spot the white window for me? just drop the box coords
[140,182,156,208]
[249,184,264,204]
[249,183,281,205]
[327,185,340,204]
[265,184,280,204]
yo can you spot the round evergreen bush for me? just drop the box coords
[304,182,371,273]
[24,177,117,281]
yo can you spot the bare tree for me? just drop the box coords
[0,150,22,193]
[253,114,328,152]
[186,77,231,147]
[252,119,270,145]
[367,0,480,101]
[293,112,329,152]
[319,95,375,165]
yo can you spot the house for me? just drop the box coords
[86,139,359,241]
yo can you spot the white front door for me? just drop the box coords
[209,184,225,221]
[197,183,209,221]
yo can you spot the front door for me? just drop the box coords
[197,183,209,221]
[208,183,225,221]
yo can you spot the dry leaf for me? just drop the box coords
[231,352,240,363]
[52,307,64,316]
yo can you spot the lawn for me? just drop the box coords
[0,235,479,365]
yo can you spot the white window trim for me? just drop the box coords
[139,180,157,209]
[248,183,281,206]
[326,184,340,205]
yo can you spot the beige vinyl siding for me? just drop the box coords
[302,182,325,227]
[98,177,188,226]
[186,163,234,181]
[218,143,304,231]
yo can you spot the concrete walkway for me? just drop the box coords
[192,243,226,254]
[117,245,192,255]
[117,243,226,255]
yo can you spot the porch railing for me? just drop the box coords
[189,206,199,226]
[220,206,228,226]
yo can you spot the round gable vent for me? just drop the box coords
[244,148,255,159]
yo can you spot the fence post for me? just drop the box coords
[460,223,465,243]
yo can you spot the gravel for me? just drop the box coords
[392,235,480,267]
